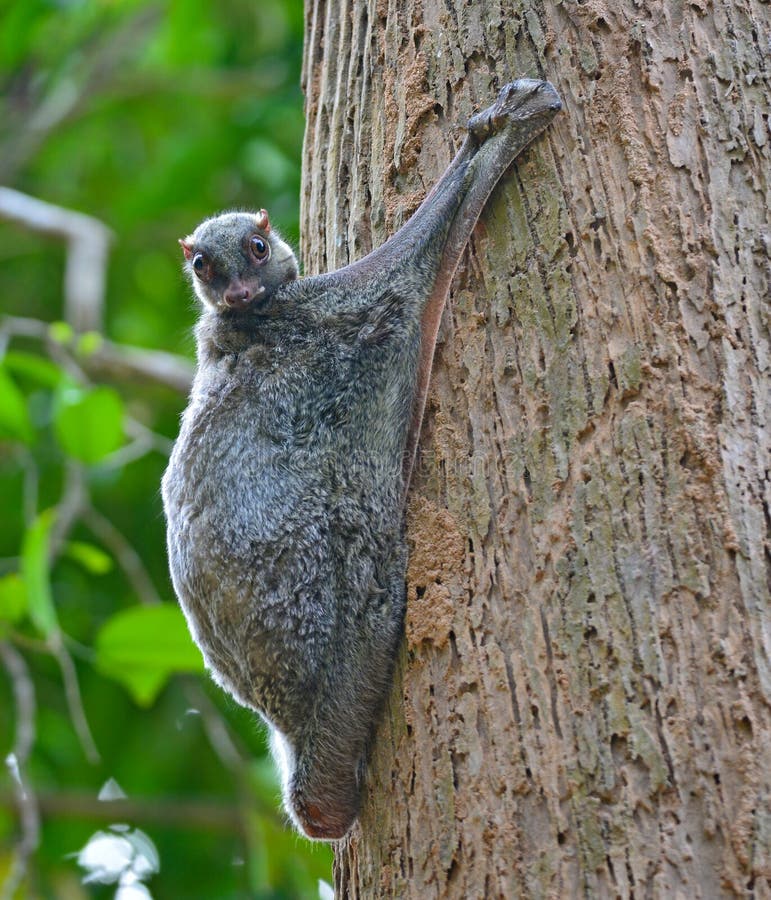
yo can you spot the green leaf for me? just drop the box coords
[53,384,124,464]
[75,331,104,357]
[0,574,27,631]
[48,321,74,345]
[95,604,204,706]
[21,509,58,636]
[0,367,34,444]
[2,351,62,388]
[64,541,113,575]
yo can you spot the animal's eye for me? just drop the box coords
[192,252,211,281]
[250,235,270,262]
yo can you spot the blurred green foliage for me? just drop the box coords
[0,1,335,897]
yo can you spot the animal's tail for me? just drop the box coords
[288,769,361,840]
[271,726,362,840]
[269,580,406,841]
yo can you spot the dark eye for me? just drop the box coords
[192,252,211,281]
[250,235,270,262]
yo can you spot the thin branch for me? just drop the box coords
[0,788,242,833]
[0,314,193,393]
[87,341,193,394]
[82,505,163,607]
[0,641,40,900]
[122,418,175,456]
[49,633,100,765]
[0,188,111,332]
[49,462,86,561]
[0,315,48,340]
[178,683,283,825]
[98,438,156,470]
[0,314,184,469]
[0,77,85,186]
[13,460,99,767]
[41,464,99,766]
[40,326,92,385]
[181,682,244,773]
[97,420,173,470]
[0,189,109,245]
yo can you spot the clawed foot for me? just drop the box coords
[468,79,562,142]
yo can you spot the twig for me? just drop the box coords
[88,341,194,394]
[0,788,242,833]
[0,315,48,340]
[0,188,111,332]
[82,505,163,607]
[179,682,282,825]
[49,462,86,561]
[98,420,173,470]
[0,314,86,382]
[42,463,99,765]
[0,79,85,186]
[49,633,100,765]
[17,459,99,767]
[181,682,244,773]
[0,641,40,900]
[0,313,184,468]
[122,418,175,456]
[98,438,157,470]
[0,314,193,393]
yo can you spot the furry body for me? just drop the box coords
[163,269,421,837]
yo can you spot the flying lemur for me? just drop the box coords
[162,79,561,840]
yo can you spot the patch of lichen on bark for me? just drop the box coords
[571,789,607,875]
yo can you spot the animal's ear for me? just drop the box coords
[255,209,271,234]
[179,238,193,260]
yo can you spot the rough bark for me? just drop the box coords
[300,1,770,897]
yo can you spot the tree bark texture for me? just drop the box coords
[300,1,770,897]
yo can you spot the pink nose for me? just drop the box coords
[224,285,251,309]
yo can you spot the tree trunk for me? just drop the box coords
[300,1,770,896]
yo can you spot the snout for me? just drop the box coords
[224,283,252,310]
[223,281,265,310]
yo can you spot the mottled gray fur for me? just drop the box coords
[162,79,561,840]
